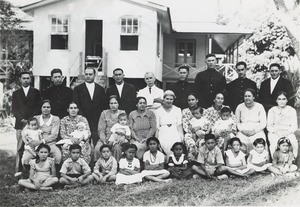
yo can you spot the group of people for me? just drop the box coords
[12,53,298,191]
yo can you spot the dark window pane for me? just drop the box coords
[51,35,68,49]
[120,35,138,50]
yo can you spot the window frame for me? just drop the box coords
[49,15,70,50]
[120,16,140,51]
[175,39,196,67]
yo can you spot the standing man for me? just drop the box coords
[73,68,106,156]
[227,61,257,111]
[137,72,164,110]
[194,54,226,108]
[168,65,193,109]
[106,68,136,114]
[42,68,73,119]
[258,63,294,112]
[12,71,41,176]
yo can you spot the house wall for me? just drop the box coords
[31,0,162,81]
[163,33,208,83]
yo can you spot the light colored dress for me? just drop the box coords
[22,129,42,156]
[247,149,272,172]
[156,105,182,156]
[235,102,266,154]
[225,150,249,174]
[29,157,54,182]
[115,158,142,185]
[267,106,298,158]
[141,150,169,177]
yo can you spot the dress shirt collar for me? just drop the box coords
[22,86,30,96]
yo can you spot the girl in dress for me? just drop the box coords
[247,138,272,175]
[92,145,117,183]
[268,137,299,176]
[224,137,250,177]
[115,143,142,185]
[168,142,193,179]
[18,144,58,191]
[141,137,171,182]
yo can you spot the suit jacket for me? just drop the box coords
[193,68,226,108]
[73,82,106,143]
[258,76,294,111]
[105,82,136,114]
[168,80,193,110]
[12,87,41,129]
[227,78,257,112]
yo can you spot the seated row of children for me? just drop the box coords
[18,134,299,191]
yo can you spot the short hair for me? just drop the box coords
[108,95,119,103]
[269,63,281,70]
[122,143,138,152]
[163,90,176,99]
[170,142,187,154]
[41,99,52,108]
[51,68,62,76]
[253,138,266,147]
[84,68,96,74]
[276,91,287,99]
[144,72,155,78]
[204,134,216,142]
[229,137,242,146]
[136,96,147,105]
[113,68,124,74]
[19,71,31,77]
[178,65,189,73]
[205,53,216,59]
[220,106,231,114]
[146,137,160,146]
[192,106,203,114]
[68,101,78,108]
[118,112,127,120]
[27,117,38,125]
[69,144,82,151]
[236,61,247,68]
[100,144,111,152]
[243,88,257,99]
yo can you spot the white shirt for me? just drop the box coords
[137,85,164,109]
[116,82,124,97]
[85,82,95,100]
[270,76,280,94]
[22,86,30,97]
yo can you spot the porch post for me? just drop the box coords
[34,76,40,90]
[66,70,70,87]
[208,35,212,53]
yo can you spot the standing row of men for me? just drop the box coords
[12,53,295,174]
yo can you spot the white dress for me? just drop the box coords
[115,158,142,185]
[141,151,169,177]
[225,150,249,174]
[247,149,272,172]
[156,106,182,156]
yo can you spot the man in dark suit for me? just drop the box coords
[258,63,294,112]
[168,65,193,109]
[106,68,136,114]
[193,54,226,108]
[227,61,257,112]
[12,71,41,176]
[73,68,106,149]
[42,68,73,119]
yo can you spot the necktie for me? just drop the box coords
[149,87,152,94]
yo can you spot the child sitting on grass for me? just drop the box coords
[18,144,58,191]
[59,144,93,188]
[168,142,193,180]
[141,137,171,183]
[268,137,299,176]
[212,107,236,151]
[191,134,228,179]
[115,143,142,185]
[225,137,250,177]
[246,138,272,175]
[92,145,117,183]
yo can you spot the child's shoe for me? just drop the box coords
[14,172,22,177]
[217,174,228,180]
[192,174,200,179]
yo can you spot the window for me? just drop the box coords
[120,17,139,50]
[50,17,69,50]
[176,40,196,66]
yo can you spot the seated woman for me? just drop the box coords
[129,97,156,159]
[60,102,92,164]
[235,88,266,154]
[267,91,298,159]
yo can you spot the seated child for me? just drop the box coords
[108,113,131,161]
[168,142,193,180]
[191,134,228,179]
[70,122,89,147]
[190,106,211,144]
[246,138,272,175]
[115,143,142,185]
[225,137,250,177]
[18,144,58,191]
[92,145,117,183]
[59,144,93,188]
[141,137,171,182]
[212,107,236,151]
[268,137,299,176]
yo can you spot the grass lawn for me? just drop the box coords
[1,149,300,206]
